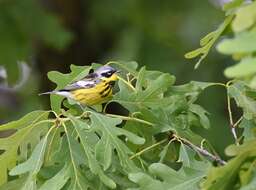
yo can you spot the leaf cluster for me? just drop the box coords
[185,0,256,189]
[2,1,256,189]
[0,62,216,189]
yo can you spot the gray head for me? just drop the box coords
[95,65,117,78]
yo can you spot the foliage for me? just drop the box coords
[1,54,256,189]
[1,0,256,189]
[185,0,256,189]
[186,0,256,86]
[0,61,220,189]
[217,0,256,84]
[185,15,233,69]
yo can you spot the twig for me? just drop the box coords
[226,81,239,145]
[129,139,167,160]
[176,135,227,165]
[233,116,243,128]
[117,76,136,92]
[106,113,154,127]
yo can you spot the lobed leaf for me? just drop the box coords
[184,15,233,68]
[228,81,256,119]
[129,163,206,190]
[217,28,256,54]
[202,140,256,190]
[232,1,256,32]
[0,111,50,185]
[114,67,175,112]
[224,57,256,78]
[91,112,142,172]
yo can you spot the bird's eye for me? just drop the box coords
[102,71,113,77]
[107,71,112,76]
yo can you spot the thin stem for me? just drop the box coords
[226,81,239,145]
[210,82,227,88]
[160,137,177,163]
[103,102,109,113]
[227,93,234,126]
[233,116,243,128]
[105,61,121,66]
[201,139,220,158]
[231,128,239,145]
[106,113,154,127]
[44,127,58,164]
[175,135,226,165]
[105,61,138,76]
[117,76,136,91]
[130,139,168,160]
[226,81,234,125]
[126,73,131,83]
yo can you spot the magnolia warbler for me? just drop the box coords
[40,65,119,106]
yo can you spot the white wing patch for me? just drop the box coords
[55,91,72,98]
[76,80,95,87]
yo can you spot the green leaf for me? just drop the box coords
[202,140,256,190]
[138,106,204,145]
[178,143,210,170]
[189,104,210,129]
[201,158,246,190]
[95,136,113,171]
[63,125,93,190]
[47,65,91,112]
[0,176,27,190]
[217,29,256,54]
[129,163,206,190]
[69,114,117,189]
[185,15,233,68]
[109,61,139,77]
[39,130,94,190]
[91,112,142,172]
[114,68,175,112]
[10,135,48,176]
[39,164,70,190]
[223,0,244,11]
[228,81,256,119]
[239,119,256,141]
[240,173,256,190]
[0,110,49,131]
[159,140,173,163]
[178,144,192,167]
[232,1,256,32]
[0,111,49,185]
[224,57,256,78]
[168,81,216,103]
[9,135,49,190]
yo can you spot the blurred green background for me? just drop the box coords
[0,0,234,156]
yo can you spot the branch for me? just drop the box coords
[176,135,227,165]
[226,81,239,145]
[129,139,168,160]
[106,113,154,127]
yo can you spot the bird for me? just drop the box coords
[39,65,119,106]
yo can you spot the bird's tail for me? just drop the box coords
[38,91,57,96]
[39,90,71,98]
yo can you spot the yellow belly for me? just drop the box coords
[71,83,113,106]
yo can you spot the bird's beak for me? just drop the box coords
[115,70,121,74]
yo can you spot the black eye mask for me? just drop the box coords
[102,71,115,77]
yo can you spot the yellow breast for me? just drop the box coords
[71,80,114,106]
